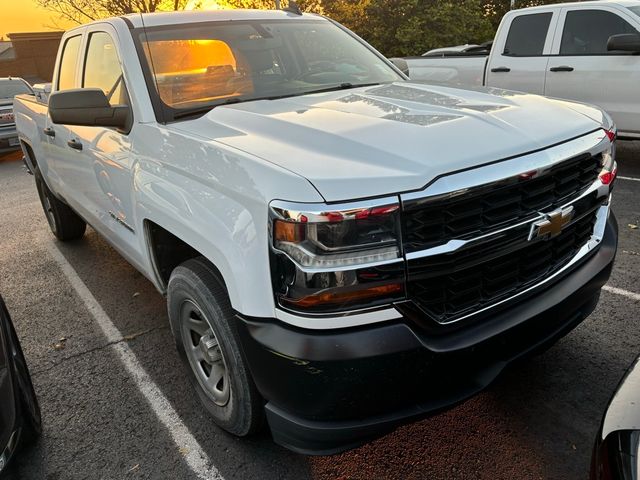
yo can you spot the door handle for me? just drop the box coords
[491,67,511,73]
[43,127,55,138]
[549,66,574,72]
[67,139,83,151]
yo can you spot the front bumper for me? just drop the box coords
[236,214,618,455]
[0,126,19,152]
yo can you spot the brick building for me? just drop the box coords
[0,31,64,84]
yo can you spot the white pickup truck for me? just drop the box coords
[14,9,619,454]
[396,0,640,139]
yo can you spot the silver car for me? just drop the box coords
[0,78,33,152]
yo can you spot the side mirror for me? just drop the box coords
[607,33,640,53]
[389,58,410,77]
[49,88,129,129]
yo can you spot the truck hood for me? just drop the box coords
[173,82,607,202]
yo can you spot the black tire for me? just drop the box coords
[168,257,263,436]
[7,318,42,447]
[35,175,86,241]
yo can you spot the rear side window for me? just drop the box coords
[560,10,638,55]
[504,13,552,56]
[83,31,128,106]
[58,35,82,91]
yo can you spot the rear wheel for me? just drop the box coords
[35,176,86,241]
[167,257,263,436]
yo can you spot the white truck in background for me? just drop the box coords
[393,1,640,139]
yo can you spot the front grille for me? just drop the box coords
[403,153,602,252]
[407,211,598,323]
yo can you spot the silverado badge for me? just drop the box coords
[528,206,574,241]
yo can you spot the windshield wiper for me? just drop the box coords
[264,82,382,101]
[172,97,245,120]
[171,83,382,121]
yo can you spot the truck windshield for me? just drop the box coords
[0,80,32,99]
[628,6,640,17]
[137,19,403,120]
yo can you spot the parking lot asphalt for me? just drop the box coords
[0,142,638,480]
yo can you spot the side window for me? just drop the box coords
[504,13,553,56]
[560,10,638,55]
[83,32,127,106]
[57,35,82,91]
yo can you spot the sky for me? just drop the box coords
[0,0,73,39]
[0,0,227,40]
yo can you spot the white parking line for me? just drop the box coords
[618,176,640,182]
[603,285,640,302]
[47,243,224,480]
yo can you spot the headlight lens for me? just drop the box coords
[270,199,405,313]
[600,128,617,186]
[273,203,400,268]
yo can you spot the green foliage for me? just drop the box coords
[357,0,494,57]
[483,0,565,30]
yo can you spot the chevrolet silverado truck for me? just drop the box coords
[14,9,619,454]
[395,0,640,139]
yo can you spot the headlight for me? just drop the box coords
[599,127,617,186]
[269,198,405,313]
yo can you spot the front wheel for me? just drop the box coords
[167,257,263,436]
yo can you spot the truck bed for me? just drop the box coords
[403,55,488,87]
[13,93,50,174]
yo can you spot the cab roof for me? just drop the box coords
[123,9,320,29]
[513,0,640,12]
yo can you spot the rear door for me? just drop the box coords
[545,6,640,136]
[486,9,559,94]
[47,32,86,197]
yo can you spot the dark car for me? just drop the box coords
[0,294,41,472]
[0,77,33,152]
[592,355,640,480]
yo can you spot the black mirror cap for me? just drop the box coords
[49,88,130,130]
[607,33,640,53]
[389,58,410,77]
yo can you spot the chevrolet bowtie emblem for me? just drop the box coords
[528,206,574,241]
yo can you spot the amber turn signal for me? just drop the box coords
[281,283,404,309]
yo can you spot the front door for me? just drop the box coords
[545,6,640,136]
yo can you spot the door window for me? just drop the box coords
[83,32,128,106]
[504,13,553,56]
[560,10,638,55]
[57,35,82,91]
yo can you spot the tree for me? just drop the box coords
[483,0,564,30]
[362,0,494,57]
[37,0,190,24]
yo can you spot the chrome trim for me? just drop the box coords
[274,305,403,329]
[401,129,609,204]
[270,196,400,223]
[406,178,605,261]
[271,246,404,274]
[428,202,610,326]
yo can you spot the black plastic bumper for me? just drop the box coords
[236,214,618,455]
